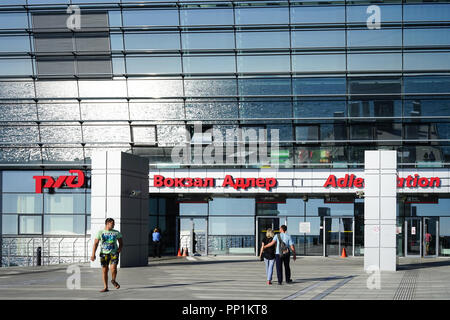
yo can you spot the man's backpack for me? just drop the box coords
[277,233,289,258]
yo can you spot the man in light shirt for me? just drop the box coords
[263,225,296,285]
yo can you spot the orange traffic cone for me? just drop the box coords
[177,248,182,257]
[341,248,348,258]
[182,248,188,257]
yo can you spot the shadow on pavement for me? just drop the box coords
[397,259,450,271]
[126,279,235,290]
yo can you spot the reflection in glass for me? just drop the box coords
[19,215,42,234]
[44,215,85,235]
[2,215,18,234]
[2,194,43,214]
[210,198,255,215]
[440,217,450,256]
[44,193,85,214]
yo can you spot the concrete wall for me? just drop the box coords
[364,150,397,272]
[91,151,149,268]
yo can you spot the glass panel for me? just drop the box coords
[404,28,450,46]
[2,170,43,192]
[38,103,80,121]
[404,76,450,94]
[293,54,346,72]
[296,146,347,164]
[347,53,402,71]
[404,52,450,71]
[239,100,292,119]
[44,193,85,214]
[0,81,35,99]
[184,56,235,73]
[296,126,319,141]
[78,80,127,98]
[2,215,18,234]
[19,216,42,234]
[306,199,354,216]
[349,100,401,117]
[209,197,255,215]
[257,199,304,216]
[209,217,255,255]
[239,78,291,96]
[440,217,450,256]
[404,99,450,117]
[291,6,345,24]
[185,79,236,97]
[407,218,421,256]
[341,218,353,256]
[40,125,82,144]
[125,33,180,50]
[292,30,345,48]
[235,7,289,25]
[126,56,182,74]
[180,8,234,26]
[132,126,156,145]
[0,36,30,52]
[406,200,450,217]
[128,79,183,98]
[294,100,346,118]
[347,29,401,47]
[180,218,207,255]
[0,13,29,29]
[182,32,234,50]
[129,102,184,120]
[424,218,438,256]
[404,4,450,22]
[2,194,43,214]
[81,102,128,121]
[82,125,130,143]
[44,215,85,235]
[288,217,323,256]
[236,31,289,49]
[238,55,290,73]
[293,77,346,95]
[186,102,238,120]
[325,218,340,255]
[179,203,208,216]
[35,81,78,98]
[210,216,255,235]
[347,5,402,23]
[0,58,33,76]
[123,10,179,26]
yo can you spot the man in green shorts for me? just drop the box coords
[91,218,123,292]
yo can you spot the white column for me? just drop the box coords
[364,150,397,272]
[90,151,149,268]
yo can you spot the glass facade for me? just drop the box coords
[1,0,450,264]
[0,1,448,167]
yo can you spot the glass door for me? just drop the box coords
[324,217,354,256]
[256,217,281,255]
[423,217,438,257]
[179,217,208,256]
[405,218,421,257]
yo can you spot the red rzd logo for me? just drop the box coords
[33,170,85,193]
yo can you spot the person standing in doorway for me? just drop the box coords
[91,218,123,292]
[152,227,162,258]
[263,225,296,285]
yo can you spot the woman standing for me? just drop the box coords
[259,228,276,285]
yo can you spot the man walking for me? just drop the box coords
[152,227,161,258]
[263,225,296,285]
[91,218,123,292]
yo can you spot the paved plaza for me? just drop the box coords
[0,256,449,300]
